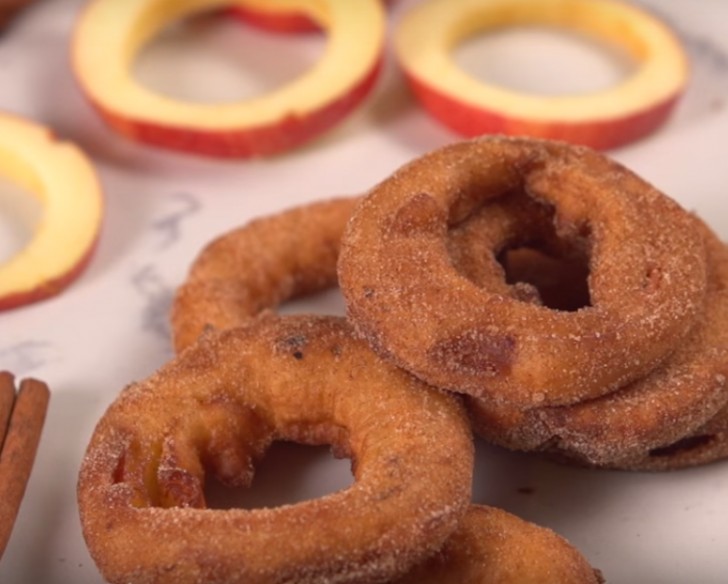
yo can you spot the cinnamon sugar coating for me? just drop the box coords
[170,194,497,353]
[78,315,473,584]
[338,136,708,407]
[466,215,728,466]
[610,400,728,471]
[396,506,603,584]
[172,197,359,353]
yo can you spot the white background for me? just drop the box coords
[1,0,728,582]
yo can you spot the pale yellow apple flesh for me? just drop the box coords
[72,0,385,157]
[0,114,103,310]
[395,0,688,149]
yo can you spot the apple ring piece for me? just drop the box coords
[465,215,728,466]
[172,196,359,353]
[230,0,395,34]
[0,113,103,311]
[606,399,728,471]
[78,314,474,584]
[72,0,385,157]
[395,0,688,150]
[170,194,515,353]
[396,505,603,584]
[337,136,707,407]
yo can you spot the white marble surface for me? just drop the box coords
[1,1,728,582]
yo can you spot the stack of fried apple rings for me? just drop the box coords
[79,136,728,582]
[338,137,728,471]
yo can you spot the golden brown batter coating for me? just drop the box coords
[615,403,728,471]
[338,136,707,407]
[171,186,726,468]
[396,506,603,584]
[467,218,728,466]
[172,197,359,352]
[446,191,591,310]
[78,315,474,584]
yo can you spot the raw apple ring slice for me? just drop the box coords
[395,0,688,149]
[72,0,385,158]
[230,0,394,34]
[0,113,103,310]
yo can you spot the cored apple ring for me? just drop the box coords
[608,400,728,471]
[72,0,385,157]
[0,113,102,311]
[78,314,474,583]
[169,194,508,353]
[465,215,728,466]
[396,505,603,584]
[230,0,395,34]
[171,196,359,353]
[337,136,707,408]
[395,0,688,149]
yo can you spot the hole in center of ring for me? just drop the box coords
[497,245,591,312]
[0,175,41,265]
[453,25,637,96]
[204,441,353,510]
[133,10,326,104]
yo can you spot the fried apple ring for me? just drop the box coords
[170,194,517,353]
[396,505,603,584]
[337,136,707,407]
[545,402,728,471]
[612,401,728,471]
[171,196,358,353]
[455,204,728,465]
[78,314,473,584]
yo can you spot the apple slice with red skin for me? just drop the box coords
[0,113,103,311]
[395,0,688,150]
[229,0,395,34]
[72,0,385,158]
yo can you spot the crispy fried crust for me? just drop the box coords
[171,197,359,353]
[338,136,707,407]
[467,217,728,466]
[396,505,603,584]
[613,402,728,471]
[171,185,728,469]
[78,315,474,584]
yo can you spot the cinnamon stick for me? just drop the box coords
[0,376,50,559]
[0,373,14,451]
[0,0,37,33]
